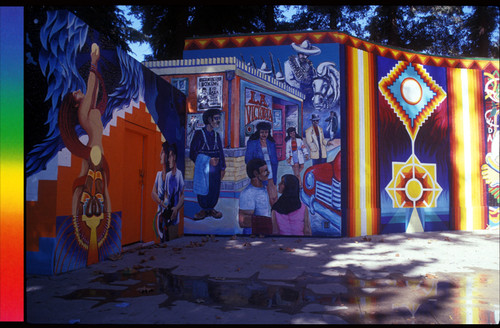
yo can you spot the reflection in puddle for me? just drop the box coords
[59,267,499,324]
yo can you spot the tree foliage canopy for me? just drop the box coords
[32,5,147,53]
[71,5,499,60]
[129,5,288,60]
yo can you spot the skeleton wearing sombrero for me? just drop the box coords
[284,40,321,92]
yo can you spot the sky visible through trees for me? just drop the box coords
[119,5,498,62]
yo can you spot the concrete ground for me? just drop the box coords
[26,229,499,324]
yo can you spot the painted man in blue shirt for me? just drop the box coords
[189,109,226,220]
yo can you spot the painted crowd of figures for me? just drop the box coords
[182,108,340,237]
[176,39,344,237]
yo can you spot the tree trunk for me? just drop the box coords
[388,6,401,47]
[264,5,276,32]
[476,7,490,57]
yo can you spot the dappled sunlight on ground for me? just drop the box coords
[27,231,498,324]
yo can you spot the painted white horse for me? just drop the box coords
[312,62,340,111]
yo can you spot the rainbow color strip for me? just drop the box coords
[0,7,24,322]
[448,68,488,230]
[346,46,379,237]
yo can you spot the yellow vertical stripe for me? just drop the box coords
[461,68,473,230]
[453,69,467,230]
[468,69,478,229]
[347,46,379,236]
[451,68,486,231]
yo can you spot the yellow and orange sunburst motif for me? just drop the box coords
[386,155,442,208]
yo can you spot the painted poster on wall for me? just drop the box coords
[197,75,223,110]
[377,56,450,234]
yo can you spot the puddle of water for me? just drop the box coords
[59,269,161,308]
[59,267,499,324]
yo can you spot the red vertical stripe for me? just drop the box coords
[472,69,488,229]
[368,52,380,235]
[447,68,459,230]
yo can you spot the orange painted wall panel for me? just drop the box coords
[25,180,57,252]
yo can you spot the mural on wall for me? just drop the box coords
[188,109,226,221]
[249,41,342,236]
[172,77,189,96]
[448,67,488,231]
[25,9,185,274]
[152,141,185,242]
[185,76,226,229]
[57,42,115,267]
[244,88,273,139]
[343,46,379,237]
[378,57,450,234]
[180,39,342,237]
[180,31,497,237]
[482,69,499,229]
[282,41,342,237]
